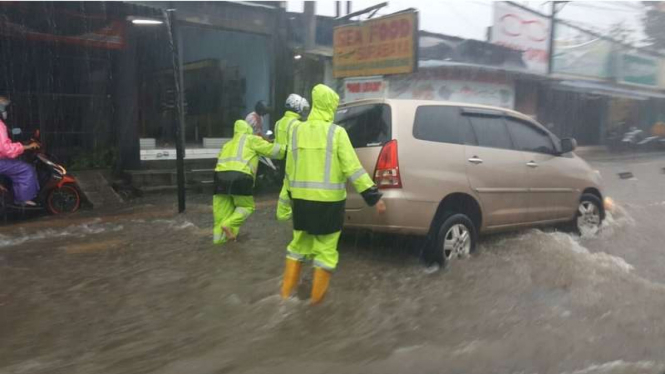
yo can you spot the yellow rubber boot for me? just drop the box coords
[310,267,332,305]
[280,258,302,299]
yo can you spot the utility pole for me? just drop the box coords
[547,1,568,75]
[165,8,187,213]
[304,1,316,51]
[547,1,556,75]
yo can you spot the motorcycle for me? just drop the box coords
[255,130,282,191]
[0,128,89,218]
[259,130,278,171]
[621,127,665,152]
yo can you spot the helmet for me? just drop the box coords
[255,100,270,116]
[285,94,310,115]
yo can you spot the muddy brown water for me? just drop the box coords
[2,156,665,374]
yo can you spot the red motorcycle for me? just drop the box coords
[0,129,89,217]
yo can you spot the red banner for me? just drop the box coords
[0,3,125,50]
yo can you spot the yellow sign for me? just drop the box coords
[333,11,418,78]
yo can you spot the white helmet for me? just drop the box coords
[285,94,310,114]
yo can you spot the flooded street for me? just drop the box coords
[2,154,665,374]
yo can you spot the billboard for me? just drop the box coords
[491,2,550,74]
[388,78,515,109]
[343,76,388,103]
[618,52,659,87]
[0,3,125,50]
[333,11,418,78]
[552,23,613,79]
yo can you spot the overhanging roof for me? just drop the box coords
[554,80,665,100]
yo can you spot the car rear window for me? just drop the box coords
[336,104,391,148]
[413,106,467,144]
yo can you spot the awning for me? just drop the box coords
[417,60,549,80]
[554,80,665,100]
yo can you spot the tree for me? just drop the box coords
[609,21,634,45]
[642,1,665,50]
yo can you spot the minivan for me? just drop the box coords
[336,99,606,266]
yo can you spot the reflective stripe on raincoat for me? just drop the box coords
[215,120,284,177]
[274,111,300,152]
[284,84,375,202]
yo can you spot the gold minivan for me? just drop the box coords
[336,99,605,266]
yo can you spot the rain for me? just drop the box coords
[2,2,665,374]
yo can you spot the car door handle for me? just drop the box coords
[526,161,538,168]
[468,156,483,164]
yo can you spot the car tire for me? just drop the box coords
[574,193,604,236]
[426,212,477,268]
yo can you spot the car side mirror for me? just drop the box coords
[11,128,21,135]
[560,138,577,154]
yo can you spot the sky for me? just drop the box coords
[285,1,648,45]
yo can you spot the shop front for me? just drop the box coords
[386,66,516,109]
[0,2,125,167]
[132,2,281,164]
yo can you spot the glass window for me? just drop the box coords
[461,117,478,146]
[466,115,514,150]
[413,106,462,144]
[335,104,391,148]
[504,117,556,154]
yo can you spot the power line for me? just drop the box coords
[567,2,644,13]
[506,1,662,56]
[558,17,614,31]
[601,2,645,11]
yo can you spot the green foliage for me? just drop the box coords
[68,147,118,170]
[643,2,665,50]
[609,21,634,45]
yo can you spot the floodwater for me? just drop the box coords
[2,154,665,374]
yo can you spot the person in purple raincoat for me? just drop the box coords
[0,97,40,206]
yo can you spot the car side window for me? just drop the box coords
[466,115,514,150]
[461,117,478,146]
[413,106,462,144]
[504,117,556,155]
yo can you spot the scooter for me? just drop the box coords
[0,128,89,219]
[259,131,278,171]
[621,127,665,152]
[256,130,281,191]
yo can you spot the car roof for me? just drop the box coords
[338,98,538,125]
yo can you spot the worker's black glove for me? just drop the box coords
[360,186,382,207]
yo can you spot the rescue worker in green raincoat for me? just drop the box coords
[274,94,310,221]
[279,84,386,305]
[213,119,284,244]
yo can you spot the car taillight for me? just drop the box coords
[374,139,402,189]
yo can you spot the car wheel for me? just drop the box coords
[575,193,604,236]
[427,212,477,267]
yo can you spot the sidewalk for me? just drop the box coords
[576,146,665,163]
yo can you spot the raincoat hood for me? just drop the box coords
[308,84,339,123]
[234,120,254,136]
[284,110,300,119]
